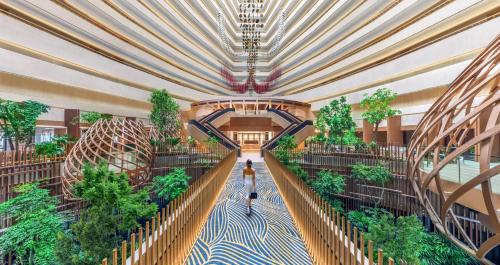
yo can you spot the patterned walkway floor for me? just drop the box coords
[186,162,312,265]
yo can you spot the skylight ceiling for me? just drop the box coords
[0,0,498,108]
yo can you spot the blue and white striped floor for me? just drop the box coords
[186,162,312,265]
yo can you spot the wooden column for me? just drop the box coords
[64,109,81,139]
[64,109,80,152]
[362,120,373,144]
[387,115,403,145]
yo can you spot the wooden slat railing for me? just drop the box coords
[102,150,237,265]
[271,144,419,216]
[0,148,65,168]
[264,150,395,265]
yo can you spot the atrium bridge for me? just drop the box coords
[0,1,499,265]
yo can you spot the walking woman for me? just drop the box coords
[243,159,256,216]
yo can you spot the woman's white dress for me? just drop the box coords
[244,174,254,199]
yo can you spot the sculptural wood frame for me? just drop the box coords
[408,35,499,263]
[62,119,152,198]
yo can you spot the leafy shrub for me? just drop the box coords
[56,163,157,264]
[363,213,424,264]
[79,111,112,125]
[275,135,297,165]
[347,208,389,232]
[419,232,479,265]
[312,170,345,211]
[187,136,196,146]
[286,162,308,183]
[0,183,64,265]
[312,170,345,199]
[347,209,478,265]
[35,135,72,156]
[205,136,219,146]
[153,168,191,205]
[310,133,327,143]
[351,163,392,186]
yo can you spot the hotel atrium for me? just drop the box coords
[0,0,499,264]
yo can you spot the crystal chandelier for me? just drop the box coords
[217,1,284,94]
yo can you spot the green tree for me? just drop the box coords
[315,96,357,144]
[0,99,49,152]
[0,183,64,265]
[275,134,297,166]
[153,167,191,205]
[149,89,180,138]
[312,170,345,210]
[56,163,157,264]
[35,135,73,156]
[79,111,112,125]
[360,88,401,142]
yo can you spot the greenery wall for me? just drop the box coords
[276,88,477,264]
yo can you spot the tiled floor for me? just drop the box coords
[185,162,312,265]
[238,151,264,163]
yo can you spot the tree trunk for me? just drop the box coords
[15,140,20,161]
[373,122,380,144]
[8,137,14,151]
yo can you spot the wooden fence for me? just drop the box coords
[0,142,230,231]
[264,150,396,265]
[270,144,419,216]
[0,150,69,230]
[102,150,237,265]
[150,142,230,182]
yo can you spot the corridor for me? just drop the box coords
[185,162,312,265]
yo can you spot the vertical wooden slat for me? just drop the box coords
[347,220,352,265]
[138,228,143,265]
[341,216,346,265]
[378,249,383,265]
[145,221,150,265]
[368,240,373,265]
[162,208,166,265]
[354,227,358,265]
[360,233,365,265]
[131,233,136,265]
[121,241,127,265]
[167,204,172,265]
[157,211,162,265]
[112,248,118,265]
[152,217,156,264]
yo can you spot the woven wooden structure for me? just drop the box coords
[408,36,499,262]
[62,119,152,198]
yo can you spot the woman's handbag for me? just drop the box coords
[250,192,258,199]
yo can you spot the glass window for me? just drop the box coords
[35,128,55,143]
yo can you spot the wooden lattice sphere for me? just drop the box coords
[62,119,152,198]
[408,36,499,263]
